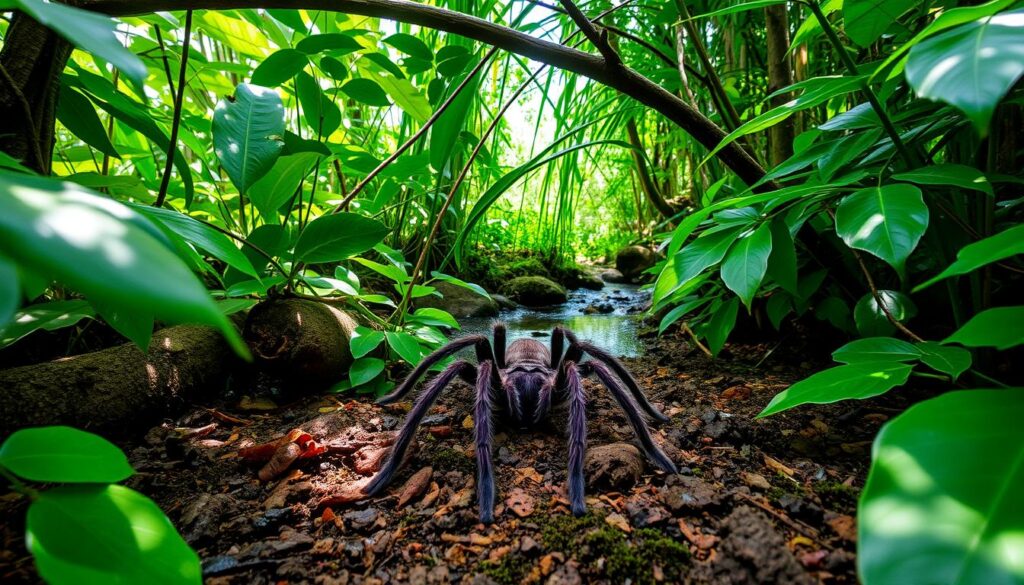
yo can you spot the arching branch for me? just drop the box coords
[73,0,769,187]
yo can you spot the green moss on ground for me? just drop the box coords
[429,447,474,474]
[479,554,530,585]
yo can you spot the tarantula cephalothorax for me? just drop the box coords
[362,322,677,523]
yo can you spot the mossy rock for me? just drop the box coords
[615,245,657,280]
[500,276,567,307]
[504,257,551,279]
[415,281,499,319]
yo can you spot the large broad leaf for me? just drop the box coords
[0,174,247,357]
[906,8,1024,133]
[383,33,433,60]
[859,389,1024,585]
[835,184,929,275]
[27,484,201,585]
[295,72,341,137]
[914,224,1024,291]
[251,48,308,87]
[10,0,146,86]
[854,290,917,337]
[721,223,772,310]
[767,218,798,295]
[0,256,17,329]
[758,362,913,417]
[893,164,993,196]
[57,86,119,159]
[212,84,286,194]
[915,341,972,379]
[0,300,95,349]
[247,152,321,220]
[350,326,385,359]
[131,205,258,278]
[341,78,391,107]
[0,426,133,483]
[349,357,385,387]
[430,62,483,170]
[705,297,739,357]
[293,213,389,263]
[945,306,1024,350]
[295,33,363,55]
[832,337,921,364]
[844,0,921,46]
[386,331,425,365]
[669,228,743,295]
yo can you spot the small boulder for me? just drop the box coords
[415,281,499,318]
[491,294,518,310]
[615,246,656,280]
[599,268,627,283]
[500,276,567,307]
[584,443,645,490]
[561,268,604,291]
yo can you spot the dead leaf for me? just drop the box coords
[741,471,772,490]
[827,514,857,542]
[353,446,390,474]
[420,482,441,508]
[514,467,543,485]
[397,467,433,508]
[428,426,453,438]
[720,385,752,401]
[678,519,718,550]
[505,488,535,518]
[788,535,814,549]
[258,442,302,482]
[604,512,631,533]
[461,415,474,429]
[316,477,372,509]
[239,429,306,461]
[238,395,278,411]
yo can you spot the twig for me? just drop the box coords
[155,10,193,208]
[557,0,621,67]
[681,323,713,357]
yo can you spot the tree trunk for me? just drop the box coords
[625,118,676,220]
[765,5,795,166]
[0,325,239,437]
[0,13,72,174]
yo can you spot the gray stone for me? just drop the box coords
[500,276,567,307]
[615,246,657,280]
[415,281,498,318]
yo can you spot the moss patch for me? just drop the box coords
[429,447,474,474]
[815,480,857,508]
[478,554,529,585]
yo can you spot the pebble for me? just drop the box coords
[343,507,379,530]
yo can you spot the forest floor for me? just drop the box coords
[0,331,923,585]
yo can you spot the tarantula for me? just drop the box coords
[363,323,677,523]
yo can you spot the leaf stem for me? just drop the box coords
[155,10,193,208]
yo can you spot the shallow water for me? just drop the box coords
[459,283,649,358]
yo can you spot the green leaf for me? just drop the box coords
[295,72,341,137]
[57,86,119,159]
[247,152,320,220]
[295,33,363,55]
[835,184,929,275]
[131,205,258,278]
[251,48,308,87]
[319,56,349,82]
[905,8,1024,133]
[893,163,994,196]
[409,308,460,329]
[386,331,425,365]
[758,362,913,417]
[212,83,286,194]
[914,224,1024,292]
[362,69,431,123]
[352,257,408,283]
[0,174,247,357]
[854,290,917,337]
[350,326,385,359]
[0,256,17,330]
[721,223,772,310]
[915,341,972,379]
[766,293,793,330]
[0,300,95,349]
[349,357,385,387]
[767,219,799,296]
[430,63,482,170]
[429,272,490,299]
[705,297,739,357]
[341,78,391,107]
[11,0,146,86]
[945,306,1024,350]
[383,33,433,60]
[0,426,133,483]
[859,389,1024,585]
[671,228,743,296]
[27,485,201,585]
[832,337,921,364]
[844,0,921,47]
[293,213,389,263]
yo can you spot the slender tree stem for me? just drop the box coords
[154,10,193,207]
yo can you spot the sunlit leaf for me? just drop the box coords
[212,84,286,194]
[759,362,913,417]
[0,426,133,483]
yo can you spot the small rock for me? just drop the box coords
[657,475,722,513]
[615,246,656,280]
[584,443,645,490]
[343,508,379,530]
[500,276,568,307]
[742,472,772,491]
[625,494,670,527]
[546,560,582,585]
[491,294,518,309]
[599,268,626,283]
[520,535,541,555]
[415,281,499,318]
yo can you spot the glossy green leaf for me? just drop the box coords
[341,78,391,107]
[383,33,433,60]
[0,174,247,357]
[11,0,146,86]
[386,331,425,365]
[0,256,17,330]
[251,48,308,86]
[915,341,972,379]
[0,426,133,483]
[906,8,1024,133]
[212,83,286,194]
[295,72,341,137]
[27,485,201,584]
[293,213,389,263]
[705,297,739,357]
[429,272,490,299]
[854,291,917,337]
[57,86,119,159]
[721,223,772,310]
[759,362,913,417]
[409,308,460,329]
[945,306,1024,350]
[835,184,929,275]
[349,357,385,387]
[430,63,482,170]
[844,0,921,46]
[860,389,1024,585]
[0,300,95,349]
[248,152,320,220]
[296,33,362,55]
[131,205,258,278]
[832,337,922,364]
[893,163,993,196]
[672,228,743,295]
[767,219,799,296]
[363,70,431,122]
[914,224,1024,291]
[350,326,385,359]
[319,56,349,81]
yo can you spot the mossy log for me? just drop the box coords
[0,325,239,438]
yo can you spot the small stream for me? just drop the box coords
[460,283,650,358]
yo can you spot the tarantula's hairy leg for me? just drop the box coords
[492,321,507,368]
[549,326,565,368]
[564,361,588,516]
[581,361,678,474]
[563,329,670,424]
[364,360,476,496]
[474,360,497,523]
[376,335,487,405]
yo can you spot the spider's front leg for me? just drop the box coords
[563,361,588,516]
[474,360,497,523]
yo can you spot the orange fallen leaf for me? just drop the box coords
[258,442,302,482]
[505,488,535,518]
[397,467,433,509]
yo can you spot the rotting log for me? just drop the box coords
[0,325,239,438]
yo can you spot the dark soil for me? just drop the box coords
[0,333,922,584]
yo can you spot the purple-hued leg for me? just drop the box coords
[364,360,475,496]
[564,361,588,516]
[565,329,669,423]
[376,335,487,405]
[582,361,677,474]
[492,322,507,369]
[474,360,496,523]
[549,327,565,368]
